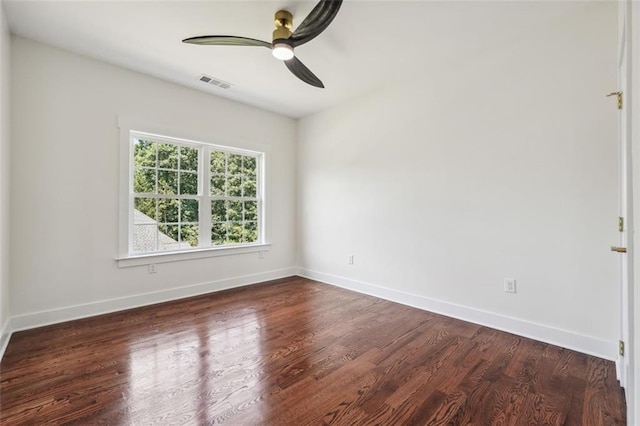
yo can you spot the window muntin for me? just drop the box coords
[129,132,262,255]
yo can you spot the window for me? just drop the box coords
[127,131,263,256]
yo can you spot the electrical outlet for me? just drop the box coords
[504,278,516,293]
[348,255,354,265]
[258,251,264,260]
[148,264,157,274]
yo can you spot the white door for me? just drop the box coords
[613,3,631,391]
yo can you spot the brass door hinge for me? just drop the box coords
[607,91,623,110]
[619,340,625,356]
[619,217,624,232]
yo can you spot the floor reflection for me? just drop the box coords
[128,307,265,423]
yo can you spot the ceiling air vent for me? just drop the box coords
[199,74,233,90]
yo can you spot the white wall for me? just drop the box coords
[298,2,620,358]
[9,37,296,325]
[0,1,11,348]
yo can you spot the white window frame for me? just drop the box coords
[117,117,270,268]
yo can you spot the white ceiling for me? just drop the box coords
[4,0,595,118]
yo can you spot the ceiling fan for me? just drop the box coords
[182,0,343,89]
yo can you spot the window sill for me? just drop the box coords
[117,243,271,268]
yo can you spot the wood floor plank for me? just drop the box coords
[0,276,626,424]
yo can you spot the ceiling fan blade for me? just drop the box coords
[290,0,343,47]
[284,56,324,88]
[182,35,271,48]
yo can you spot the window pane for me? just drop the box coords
[158,143,178,169]
[133,224,157,253]
[134,198,157,222]
[211,175,226,196]
[211,151,226,174]
[180,146,198,171]
[243,221,258,243]
[133,168,156,194]
[228,201,242,221]
[158,198,179,223]
[228,176,242,197]
[134,140,156,167]
[228,154,243,174]
[158,224,180,251]
[244,201,257,221]
[181,199,199,222]
[211,222,227,245]
[243,156,256,176]
[179,171,198,195]
[158,170,178,194]
[227,222,243,243]
[211,200,226,222]
[180,224,199,248]
[242,178,256,198]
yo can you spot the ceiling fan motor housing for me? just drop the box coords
[273,10,293,43]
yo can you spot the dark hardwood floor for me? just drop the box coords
[0,276,626,425]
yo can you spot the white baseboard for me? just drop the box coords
[616,357,624,386]
[297,268,617,361]
[8,268,298,335]
[0,318,11,362]
[2,267,617,364]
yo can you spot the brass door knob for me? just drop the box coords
[611,246,627,253]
